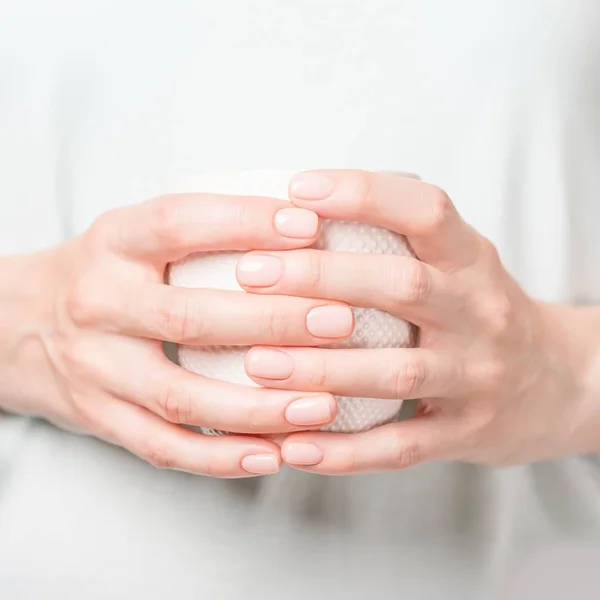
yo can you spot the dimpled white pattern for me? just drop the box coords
[168,170,419,434]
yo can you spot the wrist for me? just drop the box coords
[537,301,600,456]
[0,247,64,418]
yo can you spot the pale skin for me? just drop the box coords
[2,170,600,477]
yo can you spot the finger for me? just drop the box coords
[288,169,482,270]
[95,395,283,477]
[84,338,338,434]
[245,347,461,400]
[97,193,321,263]
[237,248,462,328]
[81,283,355,346]
[280,416,456,474]
[140,361,338,435]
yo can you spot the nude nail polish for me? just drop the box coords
[245,348,294,379]
[289,172,335,200]
[283,442,324,465]
[306,305,354,338]
[237,254,283,287]
[274,208,319,238]
[241,454,280,475]
[285,396,335,427]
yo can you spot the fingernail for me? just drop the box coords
[274,208,319,238]
[285,395,335,427]
[306,305,354,338]
[241,454,280,475]
[283,442,324,465]
[237,254,283,287]
[246,348,294,379]
[290,172,336,200]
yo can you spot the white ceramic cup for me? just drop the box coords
[167,170,419,434]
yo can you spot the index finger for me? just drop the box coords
[288,170,482,270]
[99,193,320,264]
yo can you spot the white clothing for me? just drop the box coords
[1,1,600,598]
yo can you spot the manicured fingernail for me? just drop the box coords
[274,208,319,238]
[241,454,280,475]
[237,254,283,287]
[283,442,324,465]
[246,348,294,379]
[306,305,354,338]
[290,172,335,200]
[285,395,335,427]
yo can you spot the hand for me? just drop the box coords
[0,192,353,477]
[238,170,600,474]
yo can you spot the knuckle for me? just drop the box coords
[478,293,514,339]
[310,356,331,389]
[64,282,90,325]
[160,380,194,424]
[86,210,117,251]
[198,457,217,478]
[393,260,431,304]
[230,200,253,233]
[470,358,507,392]
[65,278,106,327]
[396,443,422,469]
[150,195,186,246]
[243,397,269,433]
[141,439,177,470]
[299,250,325,291]
[390,432,422,469]
[87,207,141,259]
[264,305,288,342]
[198,454,234,478]
[391,358,427,398]
[420,185,453,234]
[479,236,502,264]
[159,291,201,343]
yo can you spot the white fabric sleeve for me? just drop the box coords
[0,19,67,256]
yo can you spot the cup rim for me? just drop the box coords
[381,171,421,180]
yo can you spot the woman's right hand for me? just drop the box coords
[0,193,351,477]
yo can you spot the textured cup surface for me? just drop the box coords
[168,170,419,434]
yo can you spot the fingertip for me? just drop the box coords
[306,304,355,339]
[289,170,337,202]
[236,252,284,289]
[273,207,321,239]
[241,453,282,476]
[282,440,325,467]
[244,346,295,380]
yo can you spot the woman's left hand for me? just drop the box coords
[236,170,600,474]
